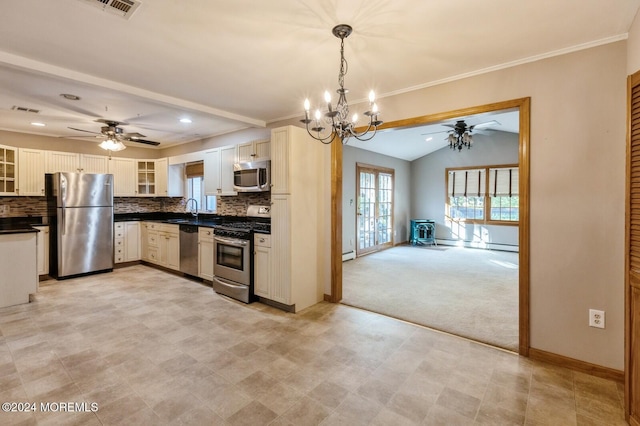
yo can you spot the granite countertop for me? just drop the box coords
[0,217,44,235]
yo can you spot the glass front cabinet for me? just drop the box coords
[137,160,156,195]
[0,145,17,195]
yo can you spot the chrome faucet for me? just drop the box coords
[185,198,198,218]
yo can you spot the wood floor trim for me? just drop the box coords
[529,347,624,382]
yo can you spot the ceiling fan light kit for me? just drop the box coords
[64,119,161,151]
[99,138,126,152]
[448,120,475,152]
[301,24,382,145]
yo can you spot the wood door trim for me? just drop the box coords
[330,97,531,357]
[626,69,640,424]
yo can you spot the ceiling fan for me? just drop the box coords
[64,119,161,146]
[422,119,501,137]
[421,119,501,151]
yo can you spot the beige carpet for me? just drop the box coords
[342,245,519,351]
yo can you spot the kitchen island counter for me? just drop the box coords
[0,229,38,308]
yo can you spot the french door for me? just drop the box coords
[356,163,394,256]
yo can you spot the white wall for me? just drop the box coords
[628,8,640,74]
[411,131,519,248]
[342,146,411,254]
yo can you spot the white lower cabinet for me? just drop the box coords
[198,227,214,280]
[33,225,49,277]
[142,222,179,270]
[114,221,140,263]
[253,233,271,298]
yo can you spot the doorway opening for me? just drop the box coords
[330,97,531,355]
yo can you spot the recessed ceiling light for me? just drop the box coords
[60,93,81,101]
[425,137,433,142]
[31,122,46,127]
[180,118,192,124]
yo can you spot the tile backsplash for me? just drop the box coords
[0,191,271,218]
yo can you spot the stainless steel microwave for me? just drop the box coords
[233,159,270,192]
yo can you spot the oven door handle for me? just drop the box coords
[214,236,249,246]
[213,276,248,289]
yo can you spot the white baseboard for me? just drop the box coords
[435,240,519,252]
[342,251,356,261]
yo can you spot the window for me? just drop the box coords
[446,165,518,224]
[185,161,216,212]
[489,167,519,222]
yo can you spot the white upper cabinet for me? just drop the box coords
[204,145,236,196]
[17,148,45,196]
[155,158,168,196]
[45,151,79,173]
[45,151,109,174]
[270,128,290,194]
[237,139,270,162]
[79,154,109,173]
[0,145,17,196]
[108,157,136,196]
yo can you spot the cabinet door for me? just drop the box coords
[270,194,291,304]
[155,158,168,197]
[199,239,214,280]
[219,145,237,196]
[254,245,271,298]
[237,140,270,162]
[166,232,180,270]
[270,128,290,194]
[140,222,149,261]
[254,140,270,159]
[124,222,140,261]
[204,148,221,195]
[236,142,255,163]
[167,164,184,197]
[0,145,17,195]
[80,154,109,174]
[33,226,49,276]
[46,151,80,173]
[18,148,45,196]
[136,160,155,195]
[108,157,136,196]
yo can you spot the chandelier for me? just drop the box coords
[448,120,474,151]
[301,24,382,144]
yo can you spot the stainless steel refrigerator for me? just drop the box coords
[47,172,114,279]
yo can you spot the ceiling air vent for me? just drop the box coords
[77,0,141,20]
[11,106,40,114]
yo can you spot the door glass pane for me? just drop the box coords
[357,167,394,254]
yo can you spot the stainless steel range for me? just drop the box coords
[212,205,270,303]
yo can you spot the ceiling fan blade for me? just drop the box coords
[420,129,450,136]
[123,132,147,139]
[124,137,160,146]
[67,127,101,135]
[95,118,129,127]
[471,120,501,129]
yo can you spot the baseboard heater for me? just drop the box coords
[342,250,356,261]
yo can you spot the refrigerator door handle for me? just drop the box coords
[60,175,66,235]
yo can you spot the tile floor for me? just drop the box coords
[0,265,627,425]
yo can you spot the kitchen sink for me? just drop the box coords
[165,218,218,227]
[166,218,192,224]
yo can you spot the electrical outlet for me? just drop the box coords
[589,309,605,329]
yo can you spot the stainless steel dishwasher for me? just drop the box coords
[179,224,199,276]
